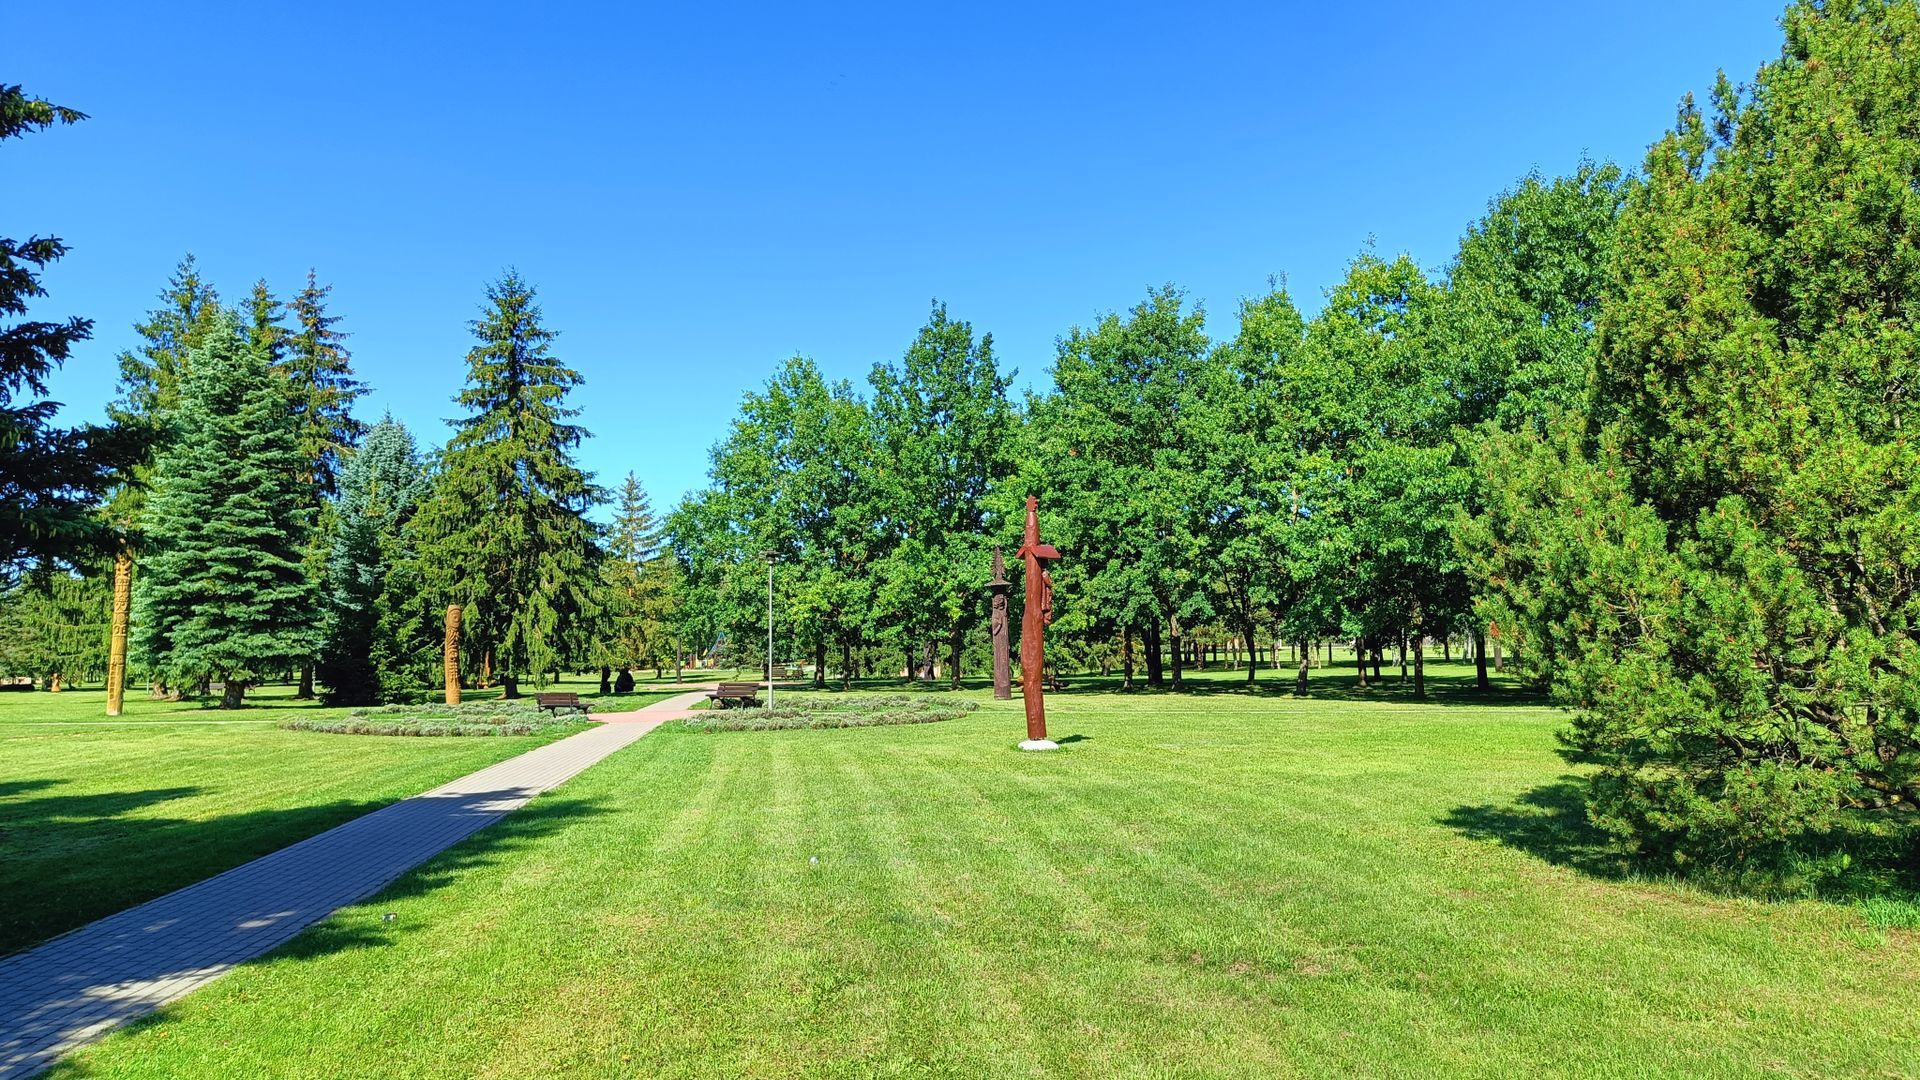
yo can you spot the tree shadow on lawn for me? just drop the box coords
[0,781,384,956]
[1441,774,1635,880]
[31,793,608,1080]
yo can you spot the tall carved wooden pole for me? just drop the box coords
[988,547,1012,701]
[443,604,463,706]
[1017,496,1061,750]
[105,541,132,717]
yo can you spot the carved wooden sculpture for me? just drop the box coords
[989,547,1012,700]
[444,604,463,706]
[1017,496,1061,749]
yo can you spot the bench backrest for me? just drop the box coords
[715,682,762,694]
[535,693,580,704]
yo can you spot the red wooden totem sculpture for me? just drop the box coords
[1017,495,1061,748]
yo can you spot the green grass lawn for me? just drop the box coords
[48,663,1920,1078]
[0,681,678,955]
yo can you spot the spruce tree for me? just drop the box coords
[279,272,365,697]
[282,270,366,498]
[0,85,145,578]
[318,418,427,704]
[133,311,320,708]
[599,473,676,681]
[111,255,222,426]
[412,272,602,697]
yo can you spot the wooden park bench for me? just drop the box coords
[709,681,763,709]
[534,692,590,717]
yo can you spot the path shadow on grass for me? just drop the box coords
[1441,775,1632,880]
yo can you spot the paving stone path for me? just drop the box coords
[0,687,715,1079]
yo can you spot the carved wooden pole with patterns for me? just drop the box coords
[105,541,132,717]
[988,547,1012,700]
[444,605,463,706]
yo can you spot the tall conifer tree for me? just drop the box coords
[0,85,144,578]
[133,311,320,707]
[412,271,602,697]
[318,418,427,704]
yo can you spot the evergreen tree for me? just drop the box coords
[1473,0,1920,890]
[133,311,320,708]
[0,569,111,688]
[111,255,222,427]
[318,419,428,704]
[599,473,676,680]
[0,85,145,579]
[279,272,365,697]
[244,279,289,368]
[282,270,366,498]
[412,271,602,697]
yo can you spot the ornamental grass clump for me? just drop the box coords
[282,699,582,736]
[678,693,975,733]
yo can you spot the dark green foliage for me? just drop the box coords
[0,85,145,579]
[282,271,366,498]
[869,303,1016,686]
[411,271,603,695]
[599,473,678,675]
[132,312,321,707]
[318,419,428,704]
[0,569,111,685]
[1025,287,1213,688]
[111,255,223,427]
[1470,0,1920,891]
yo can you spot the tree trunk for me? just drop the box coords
[599,665,612,695]
[1122,625,1135,691]
[296,664,314,700]
[502,674,520,699]
[1474,628,1491,691]
[841,640,853,691]
[949,626,963,690]
[1442,636,1451,662]
[1145,623,1164,688]
[1399,638,1408,683]
[814,640,828,689]
[220,679,244,709]
[1242,621,1259,684]
[106,544,132,717]
[1371,645,1383,681]
[1169,616,1185,691]
[1413,635,1426,698]
[1355,636,1369,689]
[1494,638,1503,672]
[1295,639,1310,695]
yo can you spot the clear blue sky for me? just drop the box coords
[8,1,1784,511]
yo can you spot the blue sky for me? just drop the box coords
[8,1,1783,510]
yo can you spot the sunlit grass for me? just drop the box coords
[53,663,1920,1078]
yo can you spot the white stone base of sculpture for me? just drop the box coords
[1019,738,1060,751]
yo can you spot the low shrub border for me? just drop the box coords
[674,693,976,733]
[281,700,586,737]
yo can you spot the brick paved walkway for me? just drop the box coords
[0,687,714,1079]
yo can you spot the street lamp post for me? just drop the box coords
[763,550,776,711]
